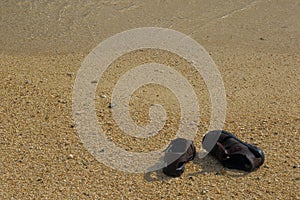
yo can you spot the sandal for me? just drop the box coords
[202,130,265,171]
[163,138,196,177]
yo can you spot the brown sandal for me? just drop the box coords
[202,130,265,171]
[163,138,196,177]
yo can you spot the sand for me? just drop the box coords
[1,0,299,199]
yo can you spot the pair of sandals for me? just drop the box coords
[163,130,265,177]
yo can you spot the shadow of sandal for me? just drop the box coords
[188,154,250,178]
[144,154,249,182]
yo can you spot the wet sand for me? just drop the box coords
[1,0,299,199]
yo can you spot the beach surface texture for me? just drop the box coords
[1,0,299,199]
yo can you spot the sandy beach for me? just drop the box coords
[1,0,299,199]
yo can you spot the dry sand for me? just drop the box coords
[1,0,299,199]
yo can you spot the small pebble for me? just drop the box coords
[91,80,97,84]
[36,177,42,182]
[108,103,116,108]
[99,149,105,153]
[200,189,208,195]
[188,60,196,65]
[293,164,298,168]
[100,94,107,98]
[67,154,74,159]
[66,72,74,77]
